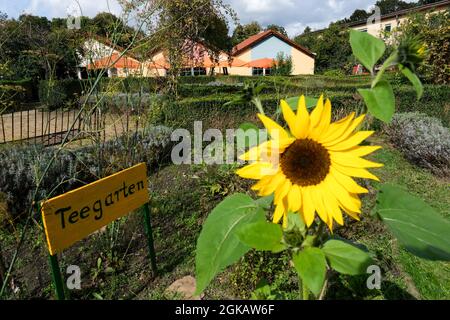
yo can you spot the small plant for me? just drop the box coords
[385,112,450,176]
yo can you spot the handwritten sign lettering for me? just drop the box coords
[41,163,149,255]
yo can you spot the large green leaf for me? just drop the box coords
[399,65,423,100]
[350,29,386,72]
[285,96,318,111]
[358,80,395,123]
[293,247,327,297]
[195,193,265,294]
[237,220,286,253]
[322,240,373,275]
[375,184,450,261]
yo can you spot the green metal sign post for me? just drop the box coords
[40,202,157,300]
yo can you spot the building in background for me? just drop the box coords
[231,29,315,76]
[349,0,449,40]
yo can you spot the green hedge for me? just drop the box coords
[38,79,85,109]
[152,85,449,132]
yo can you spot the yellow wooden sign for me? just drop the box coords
[41,163,149,255]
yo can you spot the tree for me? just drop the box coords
[374,0,416,15]
[294,22,352,73]
[417,0,441,4]
[347,9,370,23]
[231,21,262,46]
[394,9,450,84]
[266,24,288,37]
[272,52,292,75]
[122,0,237,95]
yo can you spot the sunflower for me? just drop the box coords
[236,95,382,231]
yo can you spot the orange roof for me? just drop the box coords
[232,29,315,58]
[87,53,141,70]
[241,58,275,69]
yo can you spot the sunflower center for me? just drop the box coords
[280,139,330,186]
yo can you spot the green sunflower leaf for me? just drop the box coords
[237,220,286,253]
[195,193,265,294]
[285,96,318,111]
[322,239,373,275]
[350,29,386,72]
[375,184,450,261]
[358,80,395,123]
[399,64,423,100]
[293,247,327,297]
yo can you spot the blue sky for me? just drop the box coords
[0,0,419,37]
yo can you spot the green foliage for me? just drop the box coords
[292,247,327,297]
[322,240,373,275]
[231,22,261,46]
[272,52,293,76]
[0,126,173,221]
[38,79,84,109]
[358,80,395,122]
[375,184,450,261]
[294,23,353,73]
[350,30,386,73]
[385,112,450,176]
[195,193,266,294]
[393,9,450,84]
[237,221,286,253]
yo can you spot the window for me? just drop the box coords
[252,67,264,76]
[222,67,228,75]
[193,67,206,76]
[180,68,192,76]
[384,24,391,33]
[264,68,273,76]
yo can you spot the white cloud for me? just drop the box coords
[25,0,123,19]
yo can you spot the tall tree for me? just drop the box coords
[231,21,262,46]
[266,24,288,37]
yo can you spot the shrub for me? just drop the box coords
[38,79,84,109]
[385,112,450,176]
[0,84,26,112]
[0,125,174,222]
[322,69,346,77]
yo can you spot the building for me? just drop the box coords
[78,38,142,79]
[231,29,315,76]
[82,30,316,78]
[348,0,449,39]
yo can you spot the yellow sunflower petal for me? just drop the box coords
[333,163,380,181]
[330,167,368,194]
[320,112,355,143]
[287,184,301,212]
[311,98,331,139]
[310,184,330,225]
[330,152,384,168]
[236,162,276,179]
[257,113,290,140]
[325,131,375,151]
[339,145,382,157]
[273,201,285,224]
[239,138,294,161]
[323,192,344,226]
[274,178,291,205]
[323,114,366,146]
[301,187,316,227]
[259,171,286,196]
[280,100,300,138]
[296,95,310,139]
[251,176,272,191]
[309,94,324,129]
[325,175,361,213]
[282,199,289,228]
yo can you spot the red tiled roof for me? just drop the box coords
[87,53,141,70]
[232,29,315,58]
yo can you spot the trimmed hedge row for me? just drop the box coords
[152,85,449,132]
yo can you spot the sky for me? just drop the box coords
[0,0,419,37]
